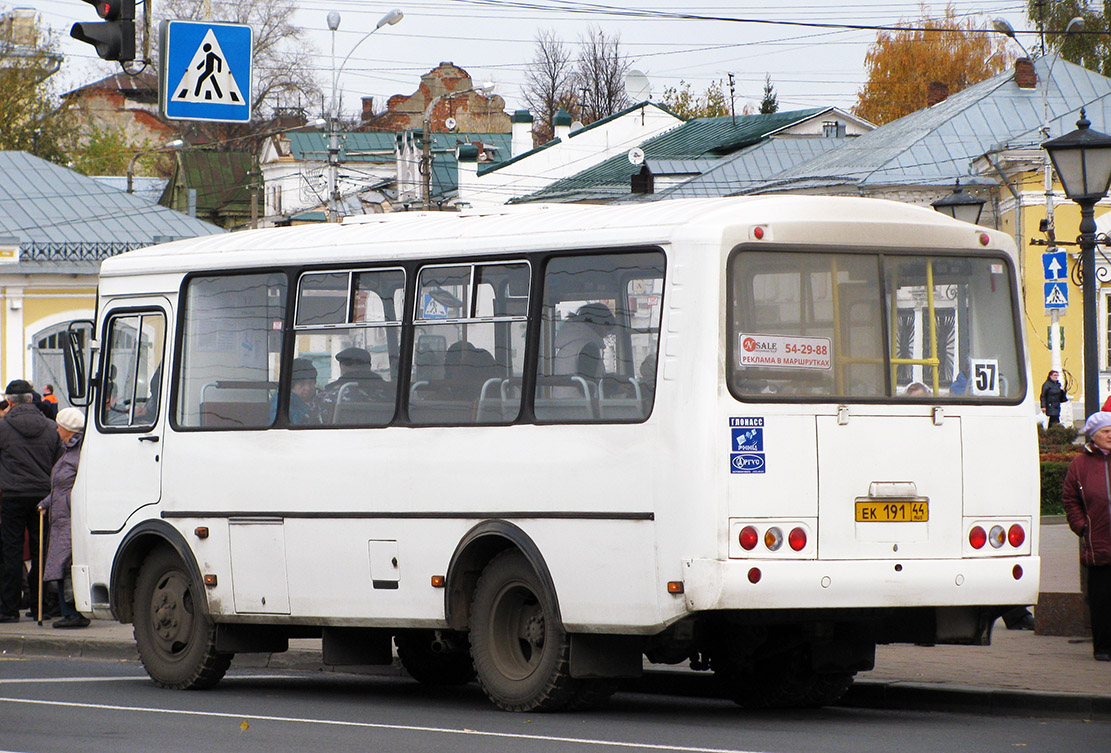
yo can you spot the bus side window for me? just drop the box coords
[535,251,664,423]
[408,262,528,425]
[176,273,287,429]
[99,312,166,430]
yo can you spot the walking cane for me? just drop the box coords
[37,507,44,626]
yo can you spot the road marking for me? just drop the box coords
[0,696,763,753]
[0,674,289,685]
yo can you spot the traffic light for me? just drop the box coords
[71,0,136,62]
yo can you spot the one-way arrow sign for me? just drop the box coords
[1043,250,1068,281]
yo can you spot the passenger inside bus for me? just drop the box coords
[309,347,382,424]
[270,358,317,424]
[553,303,615,385]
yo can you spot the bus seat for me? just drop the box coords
[413,334,447,383]
[534,375,594,421]
[598,376,646,420]
[200,401,270,428]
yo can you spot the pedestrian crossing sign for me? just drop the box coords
[1044,281,1069,310]
[159,20,252,123]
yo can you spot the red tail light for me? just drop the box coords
[739,526,758,550]
[788,527,807,551]
[1008,524,1025,548]
[969,526,987,549]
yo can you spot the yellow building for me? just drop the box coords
[0,152,222,403]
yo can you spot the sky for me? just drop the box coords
[27,0,1037,120]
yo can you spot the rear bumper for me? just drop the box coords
[682,556,1040,611]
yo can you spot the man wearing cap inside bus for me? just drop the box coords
[1062,411,1111,661]
[308,347,381,424]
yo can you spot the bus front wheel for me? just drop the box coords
[132,547,231,690]
[469,550,577,711]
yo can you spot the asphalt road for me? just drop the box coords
[0,656,1106,753]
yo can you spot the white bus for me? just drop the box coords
[64,196,1038,712]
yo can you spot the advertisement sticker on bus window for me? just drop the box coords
[729,417,766,474]
[737,333,832,370]
[969,358,1000,396]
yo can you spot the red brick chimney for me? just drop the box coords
[361,97,375,122]
[1015,57,1037,89]
[927,81,949,106]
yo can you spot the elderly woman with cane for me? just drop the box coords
[38,407,89,629]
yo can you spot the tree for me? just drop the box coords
[0,17,70,163]
[522,29,577,143]
[574,26,631,124]
[854,4,1010,125]
[1027,0,1111,76]
[662,80,730,119]
[759,74,778,114]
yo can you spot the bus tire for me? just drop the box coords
[132,547,231,690]
[395,630,476,685]
[469,550,578,712]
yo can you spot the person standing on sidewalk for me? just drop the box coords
[1040,370,1068,427]
[0,380,62,623]
[39,407,88,628]
[1062,411,1111,661]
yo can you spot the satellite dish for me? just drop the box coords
[625,69,651,102]
[628,147,645,166]
[445,117,458,131]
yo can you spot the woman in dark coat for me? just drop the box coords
[1040,370,1068,427]
[38,407,88,629]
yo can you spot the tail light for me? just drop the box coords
[788,527,807,551]
[764,527,784,551]
[1008,524,1025,548]
[739,526,758,551]
[969,526,987,549]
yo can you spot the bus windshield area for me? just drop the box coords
[728,250,1024,402]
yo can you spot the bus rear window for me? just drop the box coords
[728,250,1023,402]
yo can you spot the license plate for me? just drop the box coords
[855,500,928,522]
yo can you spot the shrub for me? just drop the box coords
[1040,461,1069,515]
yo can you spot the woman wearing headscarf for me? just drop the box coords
[1062,411,1111,660]
[38,407,89,629]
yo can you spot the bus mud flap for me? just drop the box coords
[569,634,643,679]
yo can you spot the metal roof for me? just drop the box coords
[0,151,223,261]
[646,137,852,201]
[749,58,1111,194]
[512,109,827,204]
[284,130,512,165]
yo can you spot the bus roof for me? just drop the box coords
[99,196,1014,278]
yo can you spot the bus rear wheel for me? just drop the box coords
[469,550,577,711]
[395,630,476,685]
[132,547,231,690]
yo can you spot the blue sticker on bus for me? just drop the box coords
[729,417,766,473]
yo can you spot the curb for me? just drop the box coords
[4,634,1109,720]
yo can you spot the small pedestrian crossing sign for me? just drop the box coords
[160,20,252,123]
[1044,281,1069,309]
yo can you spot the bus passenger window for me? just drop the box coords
[408,262,528,425]
[292,268,404,427]
[175,273,286,429]
[99,313,165,430]
[535,251,664,422]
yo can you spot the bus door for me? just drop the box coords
[83,301,170,533]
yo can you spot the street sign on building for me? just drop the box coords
[1042,250,1068,281]
[1044,281,1069,309]
[159,20,252,123]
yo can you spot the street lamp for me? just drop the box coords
[127,139,184,194]
[931,179,985,224]
[993,14,1085,382]
[327,8,404,221]
[1042,110,1111,418]
[421,81,494,210]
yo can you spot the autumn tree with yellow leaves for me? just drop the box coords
[854,5,1012,126]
